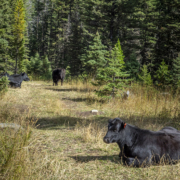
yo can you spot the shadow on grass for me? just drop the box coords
[35,113,180,132]
[45,87,91,93]
[69,155,121,164]
[35,116,109,130]
[26,84,52,87]
[34,105,180,132]
[61,97,106,104]
[35,116,81,130]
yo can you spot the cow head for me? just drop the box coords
[22,72,30,81]
[103,118,126,144]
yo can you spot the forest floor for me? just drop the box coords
[1,81,180,180]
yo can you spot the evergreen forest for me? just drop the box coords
[0,0,180,89]
[2,1,180,178]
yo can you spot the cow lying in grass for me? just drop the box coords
[103,118,180,167]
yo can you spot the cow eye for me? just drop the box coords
[113,130,116,132]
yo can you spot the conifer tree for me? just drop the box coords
[42,56,52,80]
[29,53,42,77]
[138,65,153,86]
[172,54,180,88]
[0,0,13,73]
[125,52,140,80]
[154,60,171,87]
[0,76,9,97]
[153,0,180,71]
[66,2,86,77]
[93,39,129,98]
[12,0,27,74]
[80,31,108,77]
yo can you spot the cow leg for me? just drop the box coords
[123,156,150,167]
[61,79,63,86]
[119,151,123,158]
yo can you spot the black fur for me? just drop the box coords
[52,68,66,86]
[104,118,180,167]
[0,72,29,88]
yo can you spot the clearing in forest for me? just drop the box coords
[0,81,180,180]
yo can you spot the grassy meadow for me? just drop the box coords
[0,80,180,179]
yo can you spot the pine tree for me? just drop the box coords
[65,1,86,77]
[12,0,27,74]
[125,52,140,80]
[80,31,108,77]
[42,56,52,80]
[154,60,171,87]
[153,0,180,71]
[93,39,129,98]
[138,65,153,86]
[172,54,180,88]
[137,0,157,66]
[27,53,42,78]
[0,76,9,97]
[0,0,13,73]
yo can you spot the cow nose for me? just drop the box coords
[103,137,110,143]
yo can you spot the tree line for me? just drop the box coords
[0,0,180,89]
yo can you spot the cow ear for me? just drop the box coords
[108,119,113,123]
[122,122,127,129]
[118,121,126,131]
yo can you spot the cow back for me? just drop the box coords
[52,68,66,79]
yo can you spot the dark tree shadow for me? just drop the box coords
[35,116,81,130]
[45,87,91,93]
[35,115,109,130]
[27,84,52,87]
[69,155,122,164]
[34,113,177,132]
[61,97,106,104]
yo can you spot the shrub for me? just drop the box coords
[138,65,153,86]
[0,76,9,98]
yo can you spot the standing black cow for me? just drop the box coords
[1,72,29,88]
[103,118,180,167]
[52,68,66,86]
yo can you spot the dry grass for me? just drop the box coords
[0,80,180,179]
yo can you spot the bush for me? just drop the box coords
[26,54,52,81]
[138,65,153,86]
[154,60,171,88]
[0,76,9,98]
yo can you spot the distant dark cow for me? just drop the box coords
[52,68,66,86]
[103,118,180,167]
[1,72,29,88]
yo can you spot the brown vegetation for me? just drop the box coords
[0,80,180,179]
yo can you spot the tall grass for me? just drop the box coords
[0,80,180,179]
[0,76,9,99]
[0,96,33,179]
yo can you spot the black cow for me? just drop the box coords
[103,118,180,167]
[52,68,66,86]
[1,72,30,88]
